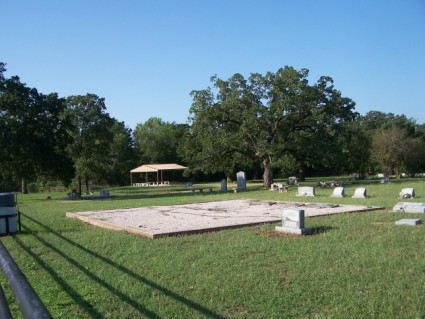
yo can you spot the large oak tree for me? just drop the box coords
[183,67,356,187]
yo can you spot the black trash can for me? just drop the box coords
[0,193,17,235]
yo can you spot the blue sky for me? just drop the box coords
[1,0,424,130]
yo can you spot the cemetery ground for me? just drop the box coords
[1,178,425,318]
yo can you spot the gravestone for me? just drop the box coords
[380,177,390,184]
[393,202,425,213]
[352,188,367,198]
[271,183,285,191]
[331,187,345,198]
[99,190,110,197]
[220,179,227,192]
[395,219,422,226]
[400,188,415,198]
[288,176,298,185]
[296,186,315,197]
[275,208,311,235]
[236,171,246,191]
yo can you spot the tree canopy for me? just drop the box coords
[0,69,74,192]
[183,67,357,186]
[1,61,424,192]
[64,94,115,193]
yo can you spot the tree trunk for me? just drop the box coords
[263,157,273,188]
[77,176,82,194]
[21,178,28,194]
[298,166,306,182]
[85,176,90,194]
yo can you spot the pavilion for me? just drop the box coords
[130,163,187,186]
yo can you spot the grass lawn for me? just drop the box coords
[1,178,425,318]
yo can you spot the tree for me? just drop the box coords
[0,68,73,192]
[107,120,137,185]
[65,94,114,193]
[134,118,187,165]
[184,67,356,187]
[370,125,424,178]
[403,136,425,175]
[0,62,5,82]
[338,120,371,178]
[362,111,417,135]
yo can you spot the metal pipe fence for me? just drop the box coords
[0,241,53,319]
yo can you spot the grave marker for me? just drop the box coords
[99,190,110,197]
[395,219,422,226]
[393,202,425,213]
[352,188,367,198]
[331,187,345,198]
[288,176,298,185]
[275,208,311,235]
[296,186,315,197]
[400,188,415,198]
[220,179,227,192]
[236,171,246,191]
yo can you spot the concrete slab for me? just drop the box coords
[66,200,383,239]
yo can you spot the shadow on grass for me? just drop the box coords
[310,226,334,235]
[55,185,265,202]
[21,213,227,319]
[55,188,223,202]
[13,235,105,319]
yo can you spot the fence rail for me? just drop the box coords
[0,240,52,319]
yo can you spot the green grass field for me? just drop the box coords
[1,178,425,318]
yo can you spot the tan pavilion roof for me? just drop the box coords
[130,163,188,173]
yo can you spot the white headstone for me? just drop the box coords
[275,208,311,235]
[331,187,345,198]
[395,219,421,226]
[400,188,415,198]
[393,202,425,213]
[352,188,367,198]
[296,186,315,197]
[220,179,227,192]
[236,171,246,191]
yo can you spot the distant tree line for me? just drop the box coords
[1,62,424,192]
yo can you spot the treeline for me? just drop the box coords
[1,63,424,193]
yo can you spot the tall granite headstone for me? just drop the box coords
[236,171,246,191]
[220,179,227,192]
